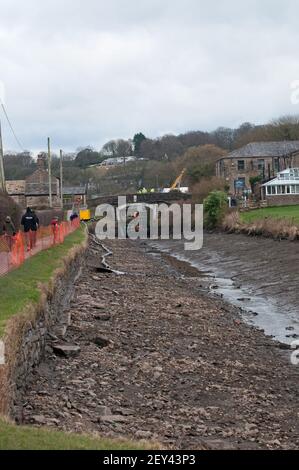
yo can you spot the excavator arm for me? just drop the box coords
[170,168,186,190]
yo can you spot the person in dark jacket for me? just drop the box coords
[21,208,39,251]
[2,216,17,251]
[70,211,79,225]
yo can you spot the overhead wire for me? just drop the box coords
[0,98,25,152]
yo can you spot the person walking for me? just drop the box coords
[31,210,39,248]
[51,216,59,244]
[21,208,39,251]
[2,216,17,251]
[70,211,79,225]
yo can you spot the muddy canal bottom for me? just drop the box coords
[147,232,299,345]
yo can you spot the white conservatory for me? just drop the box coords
[262,168,299,196]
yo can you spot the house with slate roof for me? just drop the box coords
[6,154,87,209]
[216,141,299,195]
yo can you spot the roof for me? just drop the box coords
[100,156,137,166]
[263,168,299,186]
[218,141,299,161]
[6,180,26,195]
[63,186,87,195]
[25,168,59,195]
[25,182,58,196]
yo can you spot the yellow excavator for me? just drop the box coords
[170,168,186,190]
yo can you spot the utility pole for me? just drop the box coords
[47,137,52,207]
[0,119,6,192]
[60,149,63,209]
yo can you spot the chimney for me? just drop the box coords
[37,153,47,170]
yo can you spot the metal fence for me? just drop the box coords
[0,218,80,277]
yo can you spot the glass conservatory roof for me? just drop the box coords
[263,168,299,186]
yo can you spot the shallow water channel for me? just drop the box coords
[147,232,299,345]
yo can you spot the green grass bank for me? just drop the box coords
[240,205,299,225]
[0,228,86,337]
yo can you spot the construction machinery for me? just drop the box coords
[170,168,186,190]
[162,168,188,193]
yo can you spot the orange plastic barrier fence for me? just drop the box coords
[0,218,80,277]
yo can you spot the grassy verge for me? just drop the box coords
[0,419,151,450]
[240,205,299,224]
[0,227,86,336]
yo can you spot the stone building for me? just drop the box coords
[62,187,87,208]
[25,154,60,208]
[6,154,87,209]
[216,141,299,195]
[5,180,26,207]
[6,154,60,208]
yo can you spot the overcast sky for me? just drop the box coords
[1,0,299,153]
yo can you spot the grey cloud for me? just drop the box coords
[0,0,299,152]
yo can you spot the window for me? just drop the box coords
[268,186,275,195]
[267,186,275,195]
[258,159,265,171]
[291,169,299,179]
[277,186,282,194]
[274,158,279,172]
[238,160,245,171]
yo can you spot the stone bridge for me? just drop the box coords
[88,191,191,207]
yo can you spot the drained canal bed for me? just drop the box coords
[147,232,299,345]
[18,237,299,449]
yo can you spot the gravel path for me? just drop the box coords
[18,237,299,450]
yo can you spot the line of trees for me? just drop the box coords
[3,114,299,193]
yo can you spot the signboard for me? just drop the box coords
[234,178,245,189]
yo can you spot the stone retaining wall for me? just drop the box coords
[265,195,299,206]
[0,238,87,417]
